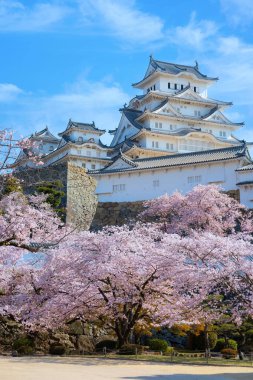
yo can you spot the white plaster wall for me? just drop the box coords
[94,160,241,203]
[237,170,253,183]
[239,185,253,208]
[158,77,209,97]
[68,131,100,144]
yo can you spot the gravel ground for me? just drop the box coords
[0,356,252,380]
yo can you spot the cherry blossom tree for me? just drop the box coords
[1,225,215,346]
[1,185,252,348]
[141,184,252,237]
[0,192,67,256]
[0,129,40,175]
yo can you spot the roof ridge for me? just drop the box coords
[133,144,246,163]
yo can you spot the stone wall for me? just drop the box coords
[91,189,241,230]
[66,164,97,230]
[1,163,98,230]
[91,201,144,230]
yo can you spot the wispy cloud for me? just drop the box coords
[0,76,130,143]
[78,0,165,46]
[220,0,253,26]
[0,83,23,102]
[0,0,71,32]
[168,12,218,51]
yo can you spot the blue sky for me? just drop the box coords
[1,0,253,145]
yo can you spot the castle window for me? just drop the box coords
[87,150,91,156]
[166,143,173,150]
[78,136,83,143]
[49,146,54,151]
[174,83,177,90]
[113,184,125,192]
[168,82,171,89]
[159,122,162,128]
[154,84,156,90]
[188,175,202,184]
[222,131,226,137]
[194,86,197,92]
[155,122,158,128]
[153,180,159,187]
[91,164,96,170]
[82,163,86,168]
[181,84,184,90]
[77,149,82,155]
[39,144,43,150]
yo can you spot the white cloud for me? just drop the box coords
[0,0,71,32]
[168,13,218,51]
[0,77,130,144]
[78,0,165,45]
[220,0,253,25]
[0,83,23,102]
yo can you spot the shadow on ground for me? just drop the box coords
[122,375,253,380]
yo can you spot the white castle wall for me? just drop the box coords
[95,159,242,204]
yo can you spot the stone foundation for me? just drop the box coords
[91,201,144,230]
[2,163,98,230]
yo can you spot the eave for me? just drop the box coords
[136,111,244,130]
[132,70,217,89]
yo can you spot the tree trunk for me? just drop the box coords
[204,324,210,357]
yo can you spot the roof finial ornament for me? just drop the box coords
[195,60,199,70]
[123,102,127,108]
[92,121,95,126]
[149,53,153,60]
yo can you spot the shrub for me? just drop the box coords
[215,338,237,351]
[191,331,217,350]
[49,344,65,355]
[164,346,174,356]
[148,338,168,353]
[221,348,237,359]
[118,344,144,355]
[13,337,34,355]
[95,340,117,351]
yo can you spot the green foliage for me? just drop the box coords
[190,331,217,350]
[148,338,168,353]
[2,176,22,196]
[13,336,34,355]
[118,344,144,355]
[164,346,174,355]
[36,180,65,218]
[221,348,237,359]
[96,340,117,350]
[215,338,237,351]
[49,344,65,355]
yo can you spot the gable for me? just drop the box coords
[104,157,135,171]
[204,110,231,124]
[156,102,181,117]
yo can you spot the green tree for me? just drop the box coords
[36,180,65,219]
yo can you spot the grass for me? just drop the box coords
[97,353,253,367]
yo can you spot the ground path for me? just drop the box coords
[0,357,252,380]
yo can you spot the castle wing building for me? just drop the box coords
[13,57,253,208]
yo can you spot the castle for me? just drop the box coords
[14,56,253,208]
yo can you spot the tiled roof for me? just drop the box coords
[59,119,105,136]
[236,164,253,171]
[236,181,253,186]
[90,144,249,174]
[121,108,144,130]
[133,57,218,86]
[150,58,218,81]
[31,127,59,141]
